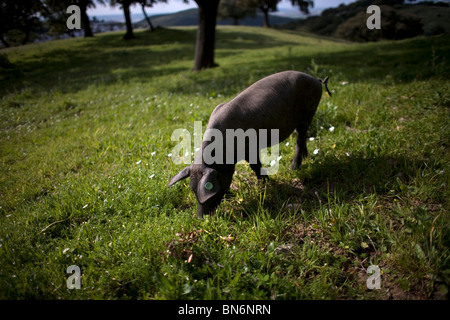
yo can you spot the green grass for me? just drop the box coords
[0,27,449,299]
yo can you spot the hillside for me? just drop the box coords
[135,8,296,28]
[280,0,450,41]
[0,27,449,300]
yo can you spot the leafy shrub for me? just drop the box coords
[335,5,423,42]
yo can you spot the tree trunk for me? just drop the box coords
[123,3,134,40]
[261,7,270,28]
[192,0,220,71]
[141,4,155,31]
[80,1,93,37]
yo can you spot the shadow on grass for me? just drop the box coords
[3,28,450,96]
[0,28,301,95]
[235,153,434,218]
[0,28,197,94]
[216,30,300,51]
[86,27,197,48]
[310,35,450,82]
[165,34,450,97]
[221,34,450,85]
[2,28,449,98]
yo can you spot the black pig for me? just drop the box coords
[169,71,330,218]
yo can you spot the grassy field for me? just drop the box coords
[0,26,449,299]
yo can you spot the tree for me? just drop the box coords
[244,0,314,28]
[139,0,167,31]
[190,0,221,71]
[218,0,256,26]
[78,0,96,37]
[186,0,314,70]
[256,0,280,28]
[334,4,422,42]
[44,0,101,38]
[0,0,44,47]
[290,0,314,15]
[111,0,136,39]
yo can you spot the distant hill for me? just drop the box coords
[278,0,450,42]
[135,8,297,28]
[141,9,199,27]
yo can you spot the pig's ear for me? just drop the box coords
[197,168,220,204]
[168,166,191,187]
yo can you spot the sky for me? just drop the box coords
[88,0,357,18]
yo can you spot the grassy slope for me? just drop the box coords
[0,27,449,299]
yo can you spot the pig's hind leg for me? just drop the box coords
[291,124,309,170]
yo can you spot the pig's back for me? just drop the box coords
[208,71,322,140]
